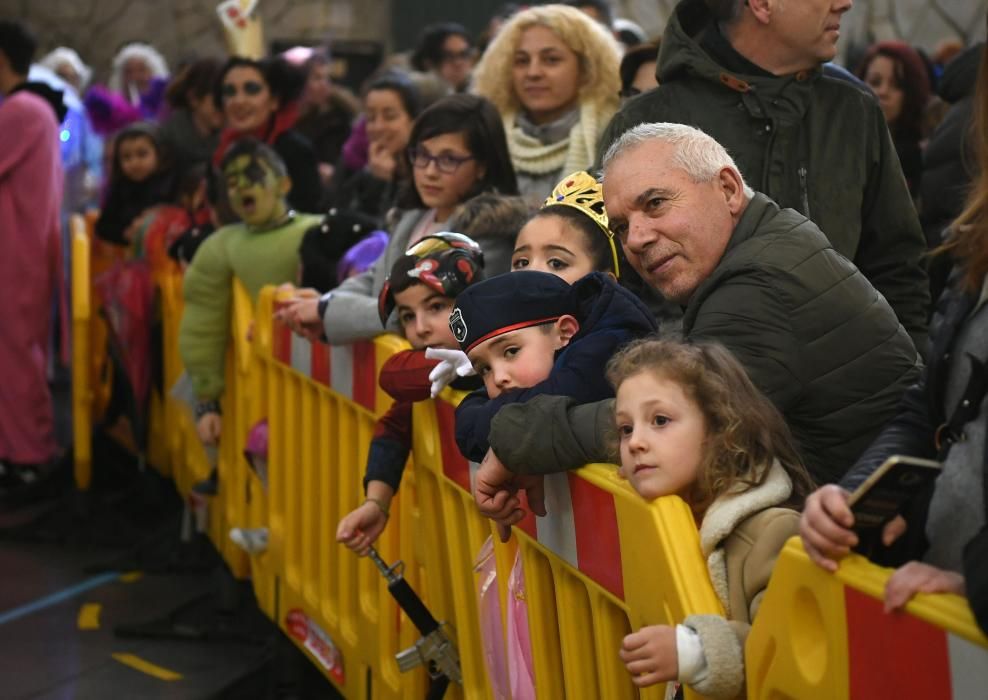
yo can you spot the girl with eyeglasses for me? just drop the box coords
[277,93,520,346]
[472,5,621,204]
[212,56,321,212]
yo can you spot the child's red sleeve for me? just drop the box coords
[378,349,439,402]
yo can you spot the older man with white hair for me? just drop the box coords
[473,123,920,535]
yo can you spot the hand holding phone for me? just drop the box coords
[847,455,941,553]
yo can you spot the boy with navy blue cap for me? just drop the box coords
[452,270,657,463]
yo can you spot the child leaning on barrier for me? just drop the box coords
[608,338,815,699]
[448,268,657,465]
[336,233,485,555]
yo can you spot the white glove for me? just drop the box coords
[426,347,476,398]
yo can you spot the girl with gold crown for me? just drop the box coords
[511,170,621,284]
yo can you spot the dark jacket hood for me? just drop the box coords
[571,271,658,342]
[10,80,68,123]
[657,0,821,94]
[938,42,983,103]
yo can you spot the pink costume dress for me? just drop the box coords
[0,90,63,464]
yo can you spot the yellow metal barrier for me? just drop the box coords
[412,392,725,700]
[747,538,988,699]
[253,286,427,698]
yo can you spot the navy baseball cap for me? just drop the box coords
[450,271,576,354]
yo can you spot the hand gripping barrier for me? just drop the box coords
[411,392,725,699]
[253,286,429,699]
[747,538,988,699]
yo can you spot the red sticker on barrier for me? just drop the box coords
[285,608,345,685]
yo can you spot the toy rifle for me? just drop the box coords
[367,546,462,698]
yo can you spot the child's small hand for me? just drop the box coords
[336,501,389,556]
[884,561,965,613]
[425,347,475,397]
[197,412,222,445]
[619,624,678,688]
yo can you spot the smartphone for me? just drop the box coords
[847,455,942,541]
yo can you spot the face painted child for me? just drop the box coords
[222,148,291,228]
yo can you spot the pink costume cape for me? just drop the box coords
[0,91,63,463]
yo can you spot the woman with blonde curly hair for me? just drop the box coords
[472,4,621,202]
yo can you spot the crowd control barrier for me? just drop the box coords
[252,286,430,699]
[73,260,988,698]
[747,538,988,699]
[411,393,725,700]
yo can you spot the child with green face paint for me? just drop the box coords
[178,139,322,444]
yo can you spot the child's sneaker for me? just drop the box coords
[230,527,268,554]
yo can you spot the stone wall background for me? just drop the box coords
[3,0,987,87]
[3,0,388,84]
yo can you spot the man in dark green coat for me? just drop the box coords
[473,122,920,535]
[596,0,929,352]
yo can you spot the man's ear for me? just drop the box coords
[746,0,774,25]
[717,167,747,217]
[555,314,580,347]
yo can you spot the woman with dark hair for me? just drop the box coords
[411,22,476,92]
[213,55,321,211]
[160,57,224,171]
[293,51,359,184]
[329,71,421,220]
[279,93,519,345]
[857,41,932,198]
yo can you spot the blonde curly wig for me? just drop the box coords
[472,4,621,117]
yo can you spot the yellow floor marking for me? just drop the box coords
[119,571,143,583]
[111,653,183,681]
[77,603,100,630]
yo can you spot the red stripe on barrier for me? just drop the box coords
[274,322,292,364]
[311,341,330,387]
[569,475,623,599]
[352,340,377,411]
[435,400,471,492]
[846,587,951,699]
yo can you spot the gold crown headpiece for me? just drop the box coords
[543,171,619,278]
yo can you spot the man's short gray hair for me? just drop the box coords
[601,122,754,198]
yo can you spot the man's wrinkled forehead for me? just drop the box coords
[224,154,275,186]
[603,144,680,204]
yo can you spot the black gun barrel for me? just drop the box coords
[388,576,440,636]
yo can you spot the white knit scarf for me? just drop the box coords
[504,101,604,177]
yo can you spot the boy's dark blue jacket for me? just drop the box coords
[454,272,657,462]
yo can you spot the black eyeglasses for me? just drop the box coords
[221,80,265,99]
[408,147,475,174]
